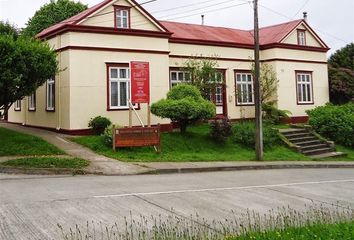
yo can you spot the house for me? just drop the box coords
[8,0,330,134]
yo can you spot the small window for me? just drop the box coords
[46,78,55,111]
[235,72,254,105]
[115,7,130,29]
[170,70,191,88]
[28,92,36,111]
[109,66,133,109]
[14,100,21,111]
[297,30,306,46]
[296,72,313,104]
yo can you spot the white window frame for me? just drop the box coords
[297,30,306,46]
[14,100,21,111]
[170,70,190,88]
[235,72,254,105]
[109,66,132,109]
[116,9,129,29]
[46,78,55,111]
[28,92,36,111]
[296,72,313,104]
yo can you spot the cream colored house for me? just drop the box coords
[8,0,330,134]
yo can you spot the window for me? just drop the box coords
[14,100,21,111]
[28,92,36,111]
[170,70,190,88]
[296,72,313,104]
[297,30,306,46]
[115,6,130,29]
[109,66,131,109]
[46,78,55,111]
[235,72,254,105]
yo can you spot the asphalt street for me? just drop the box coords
[0,168,353,239]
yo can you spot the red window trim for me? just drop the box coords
[234,70,255,106]
[106,63,140,111]
[295,70,314,105]
[297,29,306,46]
[113,5,131,29]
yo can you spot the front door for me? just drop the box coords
[209,84,227,116]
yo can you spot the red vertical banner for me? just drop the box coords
[131,61,150,104]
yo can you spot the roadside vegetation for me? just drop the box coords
[0,157,88,169]
[58,204,354,240]
[0,127,64,156]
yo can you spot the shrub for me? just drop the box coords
[262,103,291,124]
[88,116,111,135]
[306,103,354,147]
[151,84,215,133]
[209,117,232,144]
[232,121,279,149]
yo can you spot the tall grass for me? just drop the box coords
[58,204,353,240]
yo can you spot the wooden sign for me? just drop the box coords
[131,61,150,104]
[113,125,160,152]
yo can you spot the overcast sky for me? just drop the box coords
[0,0,353,55]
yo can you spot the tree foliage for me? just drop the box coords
[328,43,354,104]
[22,0,87,37]
[0,21,58,119]
[182,56,222,99]
[151,85,215,133]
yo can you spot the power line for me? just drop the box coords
[292,0,310,19]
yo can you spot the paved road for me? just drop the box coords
[1,169,354,239]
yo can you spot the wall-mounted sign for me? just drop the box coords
[131,61,150,104]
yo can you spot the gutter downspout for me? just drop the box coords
[56,34,62,131]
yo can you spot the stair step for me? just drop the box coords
[289,136,318,143]
[282,130,309,135]
[311,152,347,159]
[296,140,324,146]
[285,133,312,139]
[302,147,334,156]
[300,144,329,151]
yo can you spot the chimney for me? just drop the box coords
[303,11,308,22]
[201,15,204,25]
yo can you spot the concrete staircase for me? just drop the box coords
[279,128,346,158]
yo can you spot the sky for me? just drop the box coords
[0,0,353,56]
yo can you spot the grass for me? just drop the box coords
[229,221,354,240]
[0,127,64,156]
[72,124,311,162]
[0,157,89,169]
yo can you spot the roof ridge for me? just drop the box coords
[258,19,303,30]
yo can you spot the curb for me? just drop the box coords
[0,166,90,175]
[139,163,354,175]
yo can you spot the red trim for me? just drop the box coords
[114,5,131,29]
[295,70,314,105]
[73,0,112,25]
[261,43,329,52]
[234,70,255,107]
[281,116,309,124]
[297,29,306,46]
[56,45,170,55]
[169,38,254,49]
[39,24,172,40]
[169,54,252,62]
[262,58,327,64]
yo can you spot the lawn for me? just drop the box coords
[72,124,313,162]
[0,127,64,156]
[0,157,89,169]
[229,221,354,240]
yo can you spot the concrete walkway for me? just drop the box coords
[0,122,150,175]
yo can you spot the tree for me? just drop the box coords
[0,21,58,119]
[182,56,221,99]
[328,43,354,104]
[22,0,87,37]
[151,84,215,133]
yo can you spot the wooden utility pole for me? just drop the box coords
[253,0,263,161]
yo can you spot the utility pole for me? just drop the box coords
[253,0,263,161]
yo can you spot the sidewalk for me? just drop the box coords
[1,122,353,176]
[0,122,150,175]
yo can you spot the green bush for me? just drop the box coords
[232,121,279,149]
[88,116,111,135]
[209,117,232,144]
[306,103,354,147]
[151,84,215,133]
[262,103,291,124]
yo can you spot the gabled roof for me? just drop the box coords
[36,0,169,39]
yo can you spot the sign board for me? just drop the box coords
[113,125,160,152]
[131,61,150,104]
